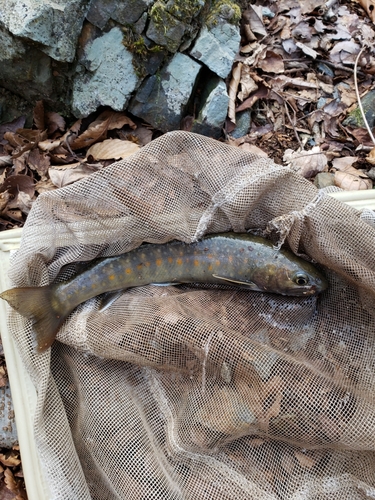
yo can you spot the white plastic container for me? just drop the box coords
[0,228,50,499]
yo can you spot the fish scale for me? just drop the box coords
[0,232,328,352]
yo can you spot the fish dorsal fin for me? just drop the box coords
[212,274,262,291]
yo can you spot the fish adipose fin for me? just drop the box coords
[211,274,262,290]
[0,285,67,353]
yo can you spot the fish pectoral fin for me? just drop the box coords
[212,274,262,290]
[98,290,125,311]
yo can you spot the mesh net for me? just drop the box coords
[5,131,375,499]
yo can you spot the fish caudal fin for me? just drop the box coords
[0,285,66,352]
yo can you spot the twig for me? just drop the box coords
[353,47,375,146]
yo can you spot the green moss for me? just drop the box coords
[122,26,164,78]
[205,0,242,27]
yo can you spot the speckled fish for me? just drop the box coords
[0,232,327,352]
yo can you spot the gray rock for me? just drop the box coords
[229,110,251,139]
[129,53,202,131]
[343,89,375,128]
[314,172,336,189]
[86,0,153,29]
[0,383,18,448]
[189,23,240,78]
[146,1,187,53]
[191,77,229,138]
[72,27,139,118]
[0,27,53,102]
[0,0,89,62]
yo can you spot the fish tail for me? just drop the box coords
[0,285,67,352]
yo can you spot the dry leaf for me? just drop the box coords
[228,62,243,123]
[366,147,375,164]
[0,117,26,145]
[4,467,27,499]
[237,66,258,102]
[0,174,35,198]
[49,163,98,188]
[86,138,140,160]
[258,50,285,74]
[45,111,66,135]
[27,148,51,175]
[358,0,375,22]
[236,84,269,112]
[283,147,328,177]
[331,156,358,170]
[38,138,63,151]
[334,165,372,190]
[295,41,318,58]
[0,452,20,468]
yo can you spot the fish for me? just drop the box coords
[0,232,328,352]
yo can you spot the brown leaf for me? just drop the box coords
[45,112,66,135]
[49,163,99,188]
[0,452,20,468]
[331,156,358,170]
[228,62,243,123]
[358,0,375,22]
[236,84,269,112]
[4,467,27,499]
[258,50,285,73]
[283,147,328,178]
[334,166,372,190]
[27,148,51,175]
[38,138,63,152]
[86,138,140,160]
[366,147,375,164]
[0,174,35,198]
[33,100,45,130]
[35,178,57,194]
[0,117,26,145]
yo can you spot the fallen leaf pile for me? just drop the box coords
[0,103,152,230]
[228,0,375,190]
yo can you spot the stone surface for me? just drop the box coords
[189,23,240,79]
[314,172,336,189]
[86,0,153,30]
[191,77,229,138]
[229,110,251,139]
[72,27,139,118]
[129,53,202,132]
[146,1,187,53]
[0,27,53,102]
[0,0,90,62]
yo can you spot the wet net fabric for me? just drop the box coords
[5,131,375,499]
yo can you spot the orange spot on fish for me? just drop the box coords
[176,258,183,265]
[208,264,213,271]
[207,254,213,259]
[126,268,132,274]
[137,264,143,270]
[194,260,200,266]
[168,257,173,264]
[108,274,115,280]
[216,260,221,266]
[145,262,150,267]
[156,258,162,266]
[228,255,233,263]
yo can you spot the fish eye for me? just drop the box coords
[293,273,309,286]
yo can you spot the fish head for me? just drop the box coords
[250,255,328,296]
